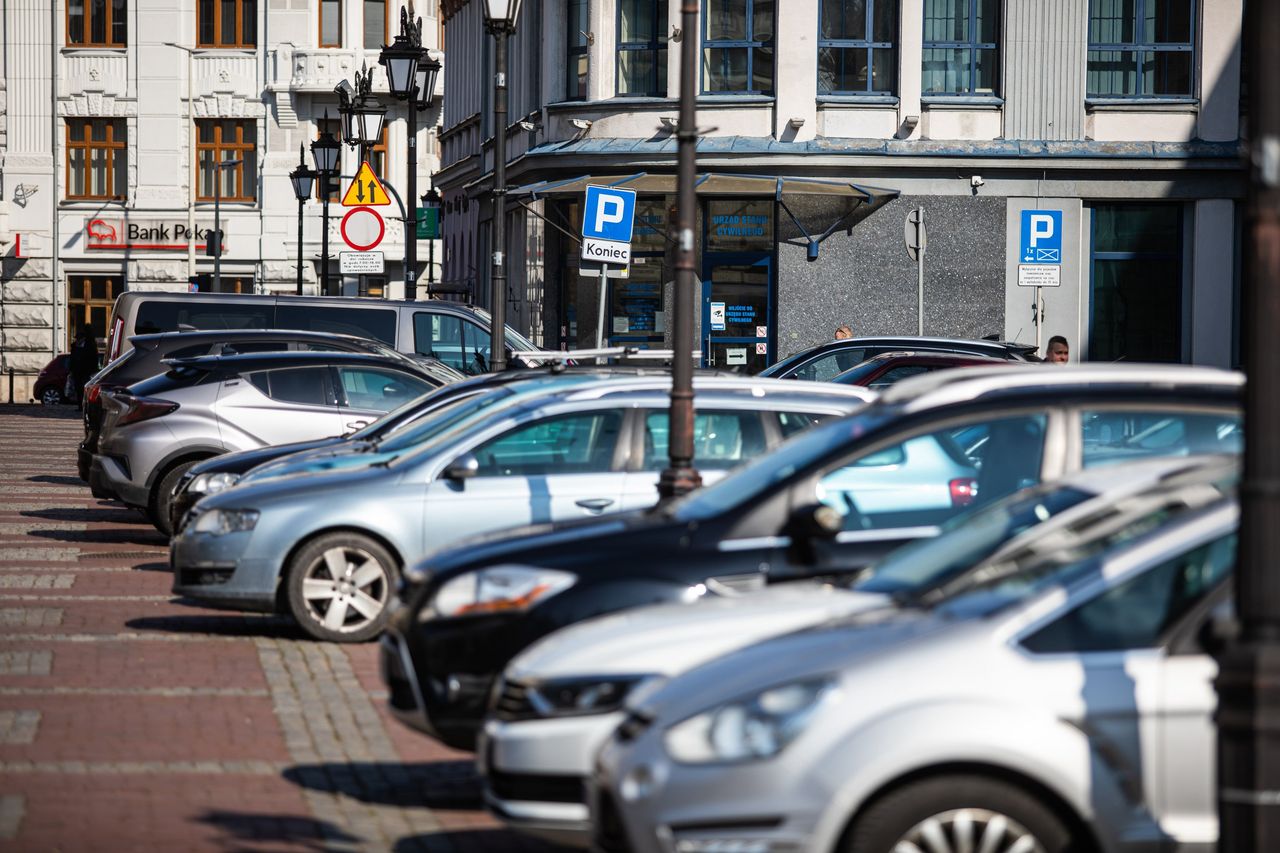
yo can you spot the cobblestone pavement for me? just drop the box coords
[0,404,568,852]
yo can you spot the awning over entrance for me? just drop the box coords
[506,172,900,260]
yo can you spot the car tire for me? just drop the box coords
[40,388,65,406]
[149,460,201,537]
[844,775,1076,853]
[285,533,399,643]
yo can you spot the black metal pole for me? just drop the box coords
[405,93,418,301]
[427,216,435,298]
[657,0,702,499]
[296,197,305,295]
[488,27,509,372]
[1217,2,1280,850]
[213,168,222,292]
[321,183,332,296]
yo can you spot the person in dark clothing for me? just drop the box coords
[68,324,100,409]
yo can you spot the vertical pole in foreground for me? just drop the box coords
[657,0,703,499]
[405,89,418,301]
[916,207,925,336]
[213,169,222,293]
[296,197,306,295]
[489,28,509,372]
[1217,1,1280,850]
[321,191,332,296]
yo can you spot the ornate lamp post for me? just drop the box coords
[421,186,441,298]
[288,146,316,296]
[336,66,387,165]
[309,120,341,296]
[481,0,523,372]
[380,10,441,302]
[657,0,703,498]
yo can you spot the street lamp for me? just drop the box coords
[337,65,386,162]
[211,158,242,294]
[482,0,523,372]
[657,0,703,498]
[310,119,341,296]
[380,9,442,302]
[288,146,316,296]
[421,186,441,298]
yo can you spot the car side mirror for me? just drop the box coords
[787,503,844,540]
[442,451,479,482]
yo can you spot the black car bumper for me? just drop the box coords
[77,442,94,483]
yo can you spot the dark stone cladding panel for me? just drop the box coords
[776,194,1006,358]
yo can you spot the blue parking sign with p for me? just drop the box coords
[1020,209,1063,264]
[582,185,638,243]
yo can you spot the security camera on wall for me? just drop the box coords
[571,118,593,131]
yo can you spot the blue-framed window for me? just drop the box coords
[1090,204,1184,363]
[819,0,899,95]
[618,0,669,96]
[1087,0,1195,98]
[567,0,589,100]
[702,0,775,95]
[921,0,999,96]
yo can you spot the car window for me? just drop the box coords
[642,410,767,471]
[816,414,1047,530]
[252,366,333,407]
[777,411,828,438]
[415,313,470,373]
[337,367,430,410]
[1081,409,1242,469]
[275,305,397,345]
[870,365,932,388]
[1021,533,1236,653]
[473,411,623,476]
[794,349,865,382]
[134,301,271,335]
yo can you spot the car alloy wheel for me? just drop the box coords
[40,388,64,405]
[895,808,1046,853]
[286,533,398,642]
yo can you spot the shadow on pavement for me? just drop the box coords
[127,612,308,640]
[0,404,80,420]
[284,761,483,810]
[195,808,359,852]
[394,829,568,852]
[133,561,173,573]
[22,507,147,524]
[27,527,167,545]
[25,474,85,486]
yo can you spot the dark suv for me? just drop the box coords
[761,336,1039,382]
[77,329,458,482]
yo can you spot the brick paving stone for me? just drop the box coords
[0,639,270,690]
[0,651,52,675]
[0,608,63,627]
[0,710,40,743]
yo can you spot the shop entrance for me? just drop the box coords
[701,254,772,372]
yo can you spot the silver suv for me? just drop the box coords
[92,351,440,534]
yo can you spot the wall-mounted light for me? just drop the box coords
[571,118,593,131]
[518,119,541,132]
[658,116,678,130]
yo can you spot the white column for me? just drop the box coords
[1191,199,1235,367]
[665,0,682,99]
[1198,0,1243,142]
[773,0,818,140]
[898,0,923,137]
[589,0,614,100]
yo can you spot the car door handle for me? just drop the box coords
[575,498,615,512]
[346,420,370,430]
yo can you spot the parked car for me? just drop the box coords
[77,328,460,482]
[761,336,1038,382]
[102,290,540,376]
[32,354,71,405]
[591,493,1238,853]
[170,377,872,642]
[830,351,1009,388]
[481,455,1235,847]
[167,364,727,533]
[382,364,1242,751]
[92,350,442,534]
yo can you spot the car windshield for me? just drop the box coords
[830,358,893,386]
[853,485,1095,596]
[670,409,898,522]
[374,388,518,453]
[758,349,811,378]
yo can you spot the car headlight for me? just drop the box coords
[663,677,836,764]
[525,675,657,718]
[188,471,241,496]
[191,508,260,536]
[431,565,576,618]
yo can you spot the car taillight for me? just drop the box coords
[85,384,102,404]
[116,395,179,427]
[107,316,124,361]
[949,478,978,507]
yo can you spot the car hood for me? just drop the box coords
[188,437,350,477]
[241,445,397,483]
[198,461,398,511]
[628,606,951,722]
[508,584,891,681]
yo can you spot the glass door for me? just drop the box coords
[701,254,772,373]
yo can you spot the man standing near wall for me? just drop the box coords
[1045,336,1070,364]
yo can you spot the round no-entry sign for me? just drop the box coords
[340,206,385,251]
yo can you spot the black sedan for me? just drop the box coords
[760,335,1038,382]
[383,364,1242,750]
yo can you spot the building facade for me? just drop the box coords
[437,0,1243,370]
[0,0,444,401]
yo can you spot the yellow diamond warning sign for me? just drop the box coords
[341,161,391,207]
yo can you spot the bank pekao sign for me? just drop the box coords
[84,218,218,252]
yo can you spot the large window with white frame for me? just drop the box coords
[921,0,999,96]
[618,0,669,96]
[1087,0,1195,99]
[320,0,342,47]
[819,0,899,95]
[67,0,127,47]
[197,0,256,47]
[702,0,775,95]
[196,120,257,203]
[364,0,387,49]
[66,119,127,201]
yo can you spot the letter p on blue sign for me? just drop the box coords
[1020,209,1063,264]
[582,185,638,243]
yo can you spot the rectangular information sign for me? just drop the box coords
[340,251,385,274]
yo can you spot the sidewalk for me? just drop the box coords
[0,404,563,852]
